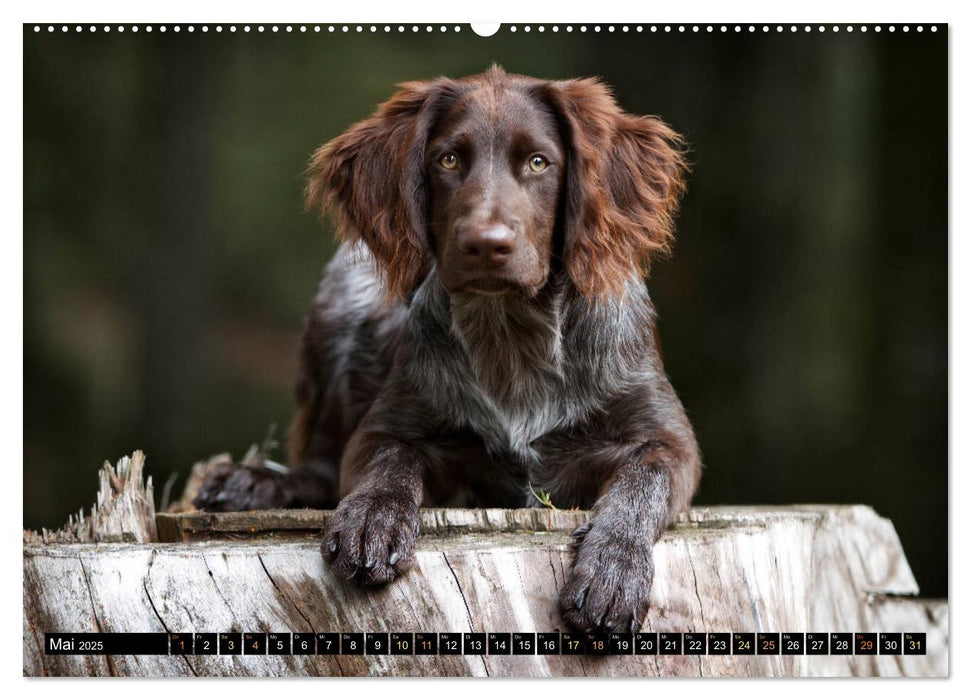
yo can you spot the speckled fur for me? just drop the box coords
[194,68,702,633]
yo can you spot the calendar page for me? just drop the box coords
[22,17,948,680]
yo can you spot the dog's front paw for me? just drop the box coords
[323,491,419,586]
[559,521,655,633]
[193,463,294,512]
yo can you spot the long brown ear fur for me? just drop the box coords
[541,78,689,299]
[305,79,458,300]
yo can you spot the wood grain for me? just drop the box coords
[24,505,948,677]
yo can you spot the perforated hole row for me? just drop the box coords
[30,24,940,35]
[506,24,937,33]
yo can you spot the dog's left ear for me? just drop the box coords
[305,78,459,300]
[539,78,689,299]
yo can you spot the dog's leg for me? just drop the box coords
[559,434,700,633]
[194,251,403,514]
[192,334,341,512]
[191,460,337,512]
[322,431,426,585]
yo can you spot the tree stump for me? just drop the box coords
[22,454,948,677]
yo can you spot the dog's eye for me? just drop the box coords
[528,154,549,172]
[439,152,460,170]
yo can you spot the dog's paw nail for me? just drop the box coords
[326,540,339,555]
[364,557,376,570]
[575,587,587,611]
[388,551,400,566]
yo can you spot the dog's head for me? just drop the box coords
[306,66,688,300]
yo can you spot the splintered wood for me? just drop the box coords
[24,502,948,677]
[23,451,157,545]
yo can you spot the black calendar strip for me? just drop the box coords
[44,631,927,656]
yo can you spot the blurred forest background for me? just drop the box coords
[24,25,947,595]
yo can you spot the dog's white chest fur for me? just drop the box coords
[407,274,650,461]
[449,294,575,457]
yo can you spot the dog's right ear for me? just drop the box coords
[306,79,459,300]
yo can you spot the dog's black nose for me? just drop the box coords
[458,225,516,266]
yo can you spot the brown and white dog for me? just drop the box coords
[195,66,701,634]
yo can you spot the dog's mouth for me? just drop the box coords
[459,277,534,296]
